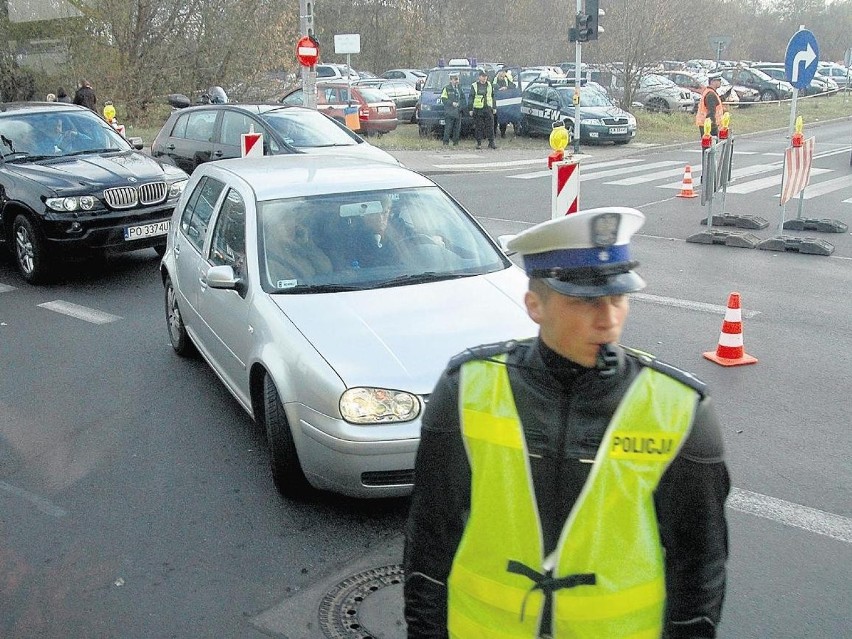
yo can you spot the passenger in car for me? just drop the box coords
[266,209,333,285]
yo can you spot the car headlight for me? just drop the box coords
[626,114,637,126]
[168,179,187,199]
[582,118,604,126]
[340,387,421,424]
[46,196,96,212]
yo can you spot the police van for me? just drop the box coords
[518,78,636,144]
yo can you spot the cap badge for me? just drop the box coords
[591,213,620,248]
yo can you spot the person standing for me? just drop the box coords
[404,207,730,639]
[73,79,97,111]
[696,73,724,139]
[440,72,464,147]
[468,70,496,150]
[56,87,72,104]
[492,68,516,139]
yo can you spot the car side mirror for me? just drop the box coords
[128,136,144,150]
[497,234,516,253]
[206,264,246,294]
[167,94,192,109]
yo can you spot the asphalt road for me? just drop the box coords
[1,122,850,638]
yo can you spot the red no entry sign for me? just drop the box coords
[296,36,319,67]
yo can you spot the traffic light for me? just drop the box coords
[572,0,602,42]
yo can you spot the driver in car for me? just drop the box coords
[40,116,79,153]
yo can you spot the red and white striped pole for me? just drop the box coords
[552,159,580,218]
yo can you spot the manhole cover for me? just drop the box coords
[318,564,406,639]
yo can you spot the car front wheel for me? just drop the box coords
[264,374,313,499]
[12,214,50,284]
[760,89,778,102]
[164,276,196,356]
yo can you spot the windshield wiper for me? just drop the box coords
[64,148,123,156]
[3,152,54,162]
[272,283,365,294]
[373,272,471,289]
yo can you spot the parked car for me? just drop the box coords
[416,66,480,137]
[629,74,694,113]
[657,70,740,111]
[718,66,793,102]
[818,63,851,86]
[315,63,360,81]
[160,154,536,498]
[279,82,398,136]
[0,102,188,283]
[519,80,636,144]
[353,78,420,123]
[381,68,427,90]
[751,63,835,96]
[151,103,399,174]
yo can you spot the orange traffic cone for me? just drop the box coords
[676,165,698,199]
[703,292,758,367]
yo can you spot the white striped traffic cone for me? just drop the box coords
[703,292,758,367]
[676,165,698,199]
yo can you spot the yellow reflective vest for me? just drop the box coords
[470,81,494,110]
[448,355,698,638]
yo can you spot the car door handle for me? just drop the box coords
[199,275,208,289]
[166,143,176,150]
[213,150,223,157]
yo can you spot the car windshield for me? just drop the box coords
[424,69,478,90]
[257,186,509,293]
[355,87,392,103]
[260,109,360,148]
[749,68,774,81]
[0,110,130,160]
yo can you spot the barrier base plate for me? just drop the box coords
[782,218,848,233]
[756,235,834,255]
[686,230,760,248]
[700,214,769,230]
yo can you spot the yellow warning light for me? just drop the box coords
[721,112,731,129]
[703,118,712,136]
[794,115,803,135]
[103,103,116,122]
[550,125,569,152]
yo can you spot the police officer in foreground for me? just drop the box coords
[696,73,724,139]
[404,207,730,638]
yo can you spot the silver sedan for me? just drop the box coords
[160,155,536,498]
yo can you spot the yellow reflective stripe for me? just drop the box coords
[462,408,525,449]
[449,607,529,639]
[554,577,665,621]
[624,628,665,639]
[450,561,543,614]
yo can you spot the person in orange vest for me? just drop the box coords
[696,73,725,139]
[404,208,730,639]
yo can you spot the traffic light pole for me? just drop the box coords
[573,0,582,154]
[300,0,317,109]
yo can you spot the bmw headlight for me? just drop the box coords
[168,179,188,199]
[582,118,604,126]
[340,387,421,424]
[627,114,637,127]
[46,196,96,212]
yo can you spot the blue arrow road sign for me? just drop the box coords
[785,29,819,90]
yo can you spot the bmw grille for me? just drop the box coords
[104,182,167,209]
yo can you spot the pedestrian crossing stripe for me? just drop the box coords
[724,167,832,194]
[0,284,15,293]
[38,300,122,324]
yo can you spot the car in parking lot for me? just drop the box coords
[615,74,694,113]
[751,63,837,96]
[160,154,536,498]
[151,103,398,174]
[656,70,742,111]
[1,102,188,283]
[381,68,426,90]
[353,78,420,122]
[280,82,398,136]
[519,80,636,144]
[718,66,794,102]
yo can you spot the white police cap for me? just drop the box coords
[506,207,646,298]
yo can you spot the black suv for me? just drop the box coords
[0,103,188,283]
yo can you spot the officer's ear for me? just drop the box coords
[524,289,545,325]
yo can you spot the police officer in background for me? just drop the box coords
[440,72,464,147]
[696,73,724,139]
[404,207,730,639]
[468,69,496,150]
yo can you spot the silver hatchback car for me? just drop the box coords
[160,155,536,499]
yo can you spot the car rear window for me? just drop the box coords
[356,87,392,103]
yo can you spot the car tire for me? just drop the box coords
[760,89,778,102]
[647,97,669,113]
[418,123,429,138]
[164,275,196,357]
[12,214,51,284]
[263,374,313,500]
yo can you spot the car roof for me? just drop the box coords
[200,155,430,202]
[0,102,94,116]
[167,103,312,115]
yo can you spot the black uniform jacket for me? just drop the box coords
[404,338,730,639]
